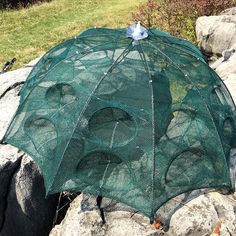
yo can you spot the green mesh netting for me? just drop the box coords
[2,27,236,221]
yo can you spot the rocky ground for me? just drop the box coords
[1,8,236,236]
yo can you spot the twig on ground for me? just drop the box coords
[52,192,63,227]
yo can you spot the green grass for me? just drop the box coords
[0,0,144,69]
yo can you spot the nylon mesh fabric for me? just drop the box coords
[2,27,236,220]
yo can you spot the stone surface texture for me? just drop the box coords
[50,192,236,236]
[50,194,160,236]
[196,8,236,82]
[196,14,236,56]
[0,152,58,236]
[0,145,20,229]
[0,148,58,236]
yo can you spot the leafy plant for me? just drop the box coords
[132,0,236,43]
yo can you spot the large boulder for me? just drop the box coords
[50,191,236,236]
[0,148,58,236]
[196,11,236,56]
[0,58,59,236]
[196,8,236,81]
[50,194,160,236]
[168,192,236,236]
[0,145,21,229]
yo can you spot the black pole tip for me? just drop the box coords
[0,139,7,145]
[97,195,106,224]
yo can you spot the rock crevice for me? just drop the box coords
[0,152,22,231]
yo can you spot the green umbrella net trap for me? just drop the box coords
[1,23,236,221]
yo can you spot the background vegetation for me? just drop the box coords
[0,0,144,69]
[132,0,236,43]
[1,0,236,70]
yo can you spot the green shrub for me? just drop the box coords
[0,0,51,9]
[132,0,236,43]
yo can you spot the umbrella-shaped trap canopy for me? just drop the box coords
[1,23,236,221]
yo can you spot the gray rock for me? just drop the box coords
[50,194,161,236]
[0,154,58,236]
[0,145,21,229]
[196,14,236,56]
[168,192,236,236]
[50,191,236,236]
[195,9,236,81]
[221,7,236,15]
